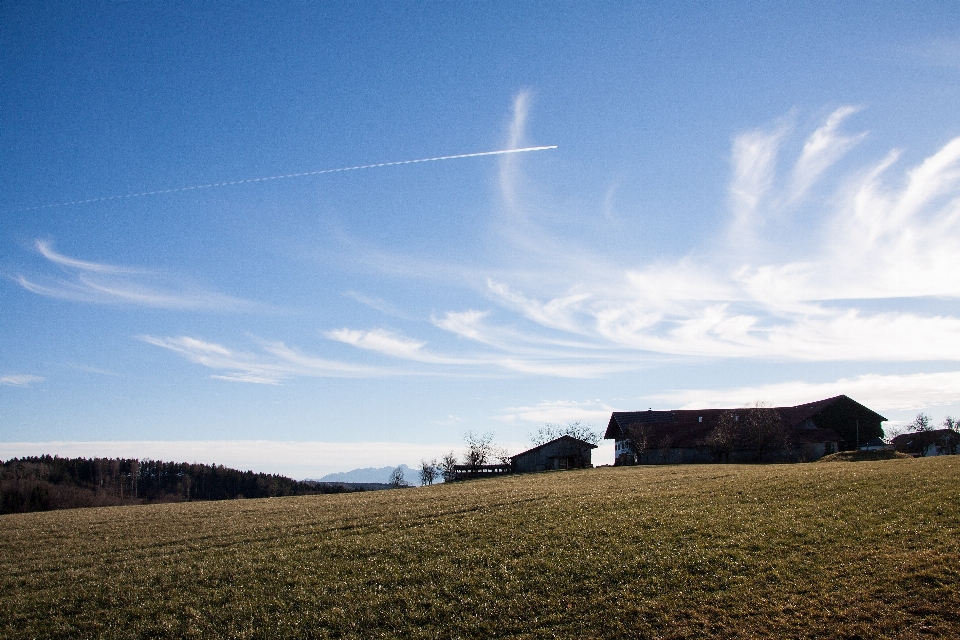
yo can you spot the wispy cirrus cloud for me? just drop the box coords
[324,328,469,364]
[323,325,630,378]
[432,309,601,353]
[67,363,119,376]
[486,279,591,334]
[140,335,392,384]
[35,240,145,274]
[789,106,866,202]
[460,106,960,367]
[0,374,44,387]
[728,117,790,241]
[496,399,618,425]
[499,89,532,208]
[137,102,960,403]
[14,240,262,312]
[650,370,960,413]
[343,291,409,318]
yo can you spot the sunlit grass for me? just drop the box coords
[2,457,958,638]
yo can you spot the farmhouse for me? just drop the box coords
[606,395,886,464]
[891,429,960,457]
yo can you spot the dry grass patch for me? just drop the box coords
[819,449,913,462]
[1,457,958,638]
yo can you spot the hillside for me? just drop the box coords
[315,463,415,484]
[2,457,958,638]
[0,456,359,514]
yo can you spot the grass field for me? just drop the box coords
[2,457,958,639]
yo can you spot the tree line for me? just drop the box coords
[904,413,960,434]
[0,455,359,515]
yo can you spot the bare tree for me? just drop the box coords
[490,445,512,465]
[912,413,932,432]
[883,425,905,443]
[529,421,600,446]
[439,451,458,483]
[943,416,960,433]
[418,459,438,486]
[705,403,788,462]
[388,466,409,488]
[704,412,738,462]
[462,431,495,467]
[625,424,652,465]
[741,403,789,462]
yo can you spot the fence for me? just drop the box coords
[451,464,512,481]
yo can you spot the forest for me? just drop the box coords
[0,455,357,514]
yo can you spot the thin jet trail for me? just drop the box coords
[13,145,558,212]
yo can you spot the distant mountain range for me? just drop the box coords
[314,464,415,484]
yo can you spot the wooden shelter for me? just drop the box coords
[511,436,597,473]
[450,464,512,481]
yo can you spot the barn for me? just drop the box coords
[511,436,597,473]
[891,429,960,457]
[606,395,886,464]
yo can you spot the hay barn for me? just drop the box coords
[511,436,597,473]
[606,395,886,464]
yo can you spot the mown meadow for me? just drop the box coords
[1,457,958,639]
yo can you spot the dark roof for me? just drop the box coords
[891,429,960,453]
[603,395,886,442]
[512,435,597,460]
[776,395,886,426]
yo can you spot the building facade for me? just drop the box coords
[511,436,597,473]
[892,429,960,457]
[606,395,885,464]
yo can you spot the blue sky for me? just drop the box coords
[4,2,960,477]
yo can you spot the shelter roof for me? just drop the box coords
[512,435,598,461]
[606,395,884,440]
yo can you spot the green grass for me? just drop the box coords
[2,457,958,639]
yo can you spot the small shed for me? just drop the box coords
[511,436,597,474]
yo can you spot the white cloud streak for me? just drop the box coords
[496,399,618,425]
[727,117,795,247]
[499,90,533,208]
[321,325,631,378]
[35,239,144,274]
[141,335,393,384]
[0,374,44,387]
[119,105,960,401]
[650,370,960,413]
[344,291,409,318]
[15,240,261,311]
[468,106,960,366]
[789,106,866,202]
[325,328,433,361]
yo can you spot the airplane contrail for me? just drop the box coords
[13,145,558,212]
